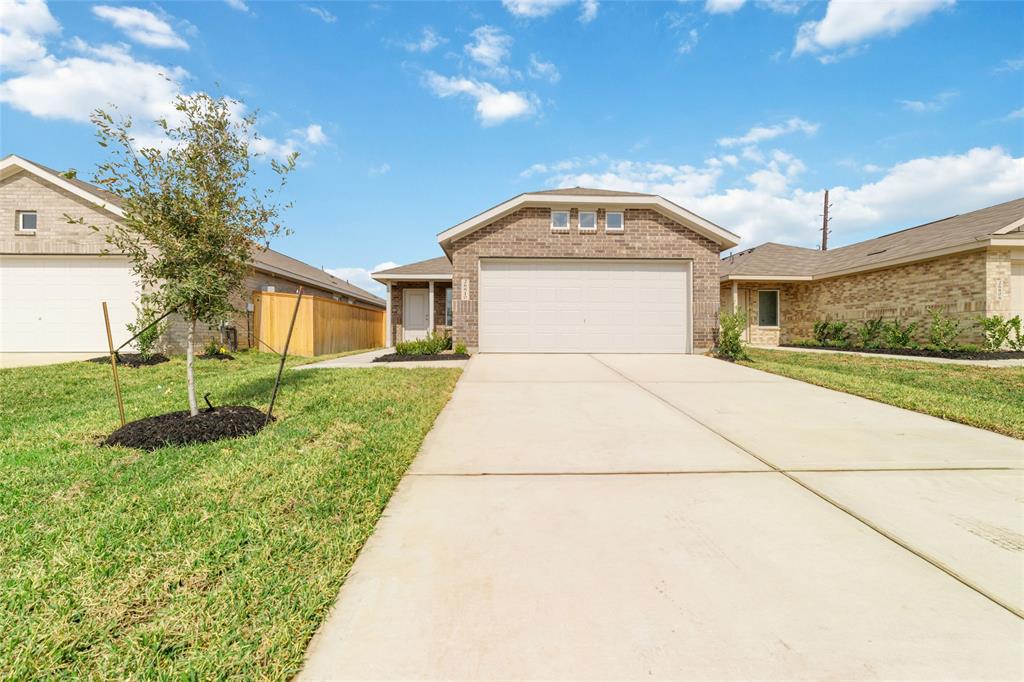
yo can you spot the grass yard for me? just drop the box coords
[741,348,1024,440]
[0,351,460,680]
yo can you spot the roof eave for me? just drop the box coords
[371,273,453,283]
[0,155,124,218]
[252,261,385,307]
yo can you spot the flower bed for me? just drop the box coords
[780,343,1024,361]
[373,352,470,363]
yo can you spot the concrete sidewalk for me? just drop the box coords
[298,353,1023,681]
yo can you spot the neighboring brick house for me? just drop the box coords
[0,154,384,367]
[373,188,740,353]
[720,197,1024,346]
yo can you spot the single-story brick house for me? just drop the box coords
[720,197,1024,346]
[372,188,740,353]
[0,154,384,367]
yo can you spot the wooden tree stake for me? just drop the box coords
[102,301,126,427]
[266,287,303,425]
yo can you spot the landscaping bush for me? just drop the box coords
[927,308,963,351]
[812,319,850,347]
[126,301,167,360]
[855,317,885,349]
[881,319,917,349]
[977,314,1019,351]
[454,341,468,355]
[716,310,749,361]
[395,332,451,356]
[1009,316,1024,351]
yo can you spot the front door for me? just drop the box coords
[403,289,430,341]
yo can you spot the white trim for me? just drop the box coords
[16,210,37,233]
[578,210,597,232]
[605,210,624,233]
[721,274,813,282]
[371,273,452,282]
[0,155,124,218]
[550,209,570,232]
[731,280,738,311]
[401,287,430,342]
[428,280,435,333]
[385,283,392,346]
[756,288,780,328]
[437,193,740,248]
[990,237,1024,247]
[994,216,1024,235]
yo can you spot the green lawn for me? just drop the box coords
[741,348,1024,440]
[0,351,460,680]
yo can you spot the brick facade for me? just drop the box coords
[719,248,1022,346]
[448,207,722,350]
[388,281,453,343]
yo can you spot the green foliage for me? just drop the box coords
[977,314,1020,351]
[125,298,167,360]
[454,341,468,355]
[395,332,451,356]
[855,317,885,349]
[1009,316,1024,351]
[881,319,918,348]
[812,318,850,347]
[716,310,750,361]
[787,338,819,348]
[927,308,963,351]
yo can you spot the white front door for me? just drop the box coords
[403,288,430,341]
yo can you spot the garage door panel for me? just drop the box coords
[479,259,690,353]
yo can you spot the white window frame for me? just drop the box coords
[16,210,37,233]
[605,211,624,233]
[578,210,597,232]
[550,210,570,232]
[444,286,453,326]
[757,289,780,328]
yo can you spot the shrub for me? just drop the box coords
[855,317,885,349]
[812,319,850,347]
[126,301,167,360]
[395,332,451,356]
[454,341,468,355]
[977,314,1013,351]
[716,310,749,361]
[1008,316,1023,351]
[927,308,963,351]
[787,338,819,348]
[881,319,918,348]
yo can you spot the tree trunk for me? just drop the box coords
[186,318,199,417]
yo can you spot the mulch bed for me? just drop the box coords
[780,344,1024,361]
[373,352,471,363]
[87,353,170,367]
[200,352,235,361]
[102,406,271,450]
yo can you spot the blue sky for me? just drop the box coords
[2,0,1022,296]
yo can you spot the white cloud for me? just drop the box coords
[527,54,560,83]
[502,0,597,22]
[0,0,60,71]
[899,90,958,112]
[862,163,883,173]
[402,27,444,53]
[368,163,391,177]
[677,28,700,55]
[224,0,250,11]
[303,5,337,23]
[705,0,746,14]
[92,6,188,50]
[326,262,399,298]
[717,117,819,147]
[302,124,327,145]
[529,146,1024,248]
[1004,107,1024,121]
[995,57,1024,73]
[756,0,804,14]
[794,0,954,61]
[423,71,537,126]
[465,26,513,78]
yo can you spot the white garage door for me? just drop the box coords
[479,259,690,353]
[0,256,140,353]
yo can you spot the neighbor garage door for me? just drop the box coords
[478,259,690,353]
[0,255,140,353]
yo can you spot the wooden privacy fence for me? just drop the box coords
[252,291,384,356]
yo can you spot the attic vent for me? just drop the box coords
[866,249,887,256]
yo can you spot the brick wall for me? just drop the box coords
[449,207,722,350]
[388,282,453,344]
[720,249,1000,346]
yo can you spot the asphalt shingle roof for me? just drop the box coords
[373,256,452,277]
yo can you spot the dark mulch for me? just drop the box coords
[780,344,1024,361]
[102,406,271,451]
[87,353,170,367]
[373,352,471,363]
[200,352,235,361]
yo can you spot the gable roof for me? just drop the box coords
[372,256,452,281]
[2,154,384,307]
[436,188,741,252]
[721,196,1024,281]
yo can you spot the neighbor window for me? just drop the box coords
[579,211,596,231]
[551,210,569,231]
[445,287,453,326]
[758,290,779,327]
[606,211,624,232]
[17,211,37,233]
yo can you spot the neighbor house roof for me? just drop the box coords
[1,154,384,307]
[721,196,1024,282]
[372,256,452,282]
[436,187,741,252]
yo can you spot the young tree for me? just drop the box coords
[85,93,295,416]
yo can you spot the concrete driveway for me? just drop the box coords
[299,354,1024,681]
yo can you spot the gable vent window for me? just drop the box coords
[606,211,624,232]
[17,211,37,233]
[550,210,569,232]
[579,211,596,232]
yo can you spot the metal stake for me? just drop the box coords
[102,301,126,427]
[265,287,303,425]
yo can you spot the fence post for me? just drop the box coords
[102,302,126,427]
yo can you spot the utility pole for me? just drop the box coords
[820,189,832,251]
